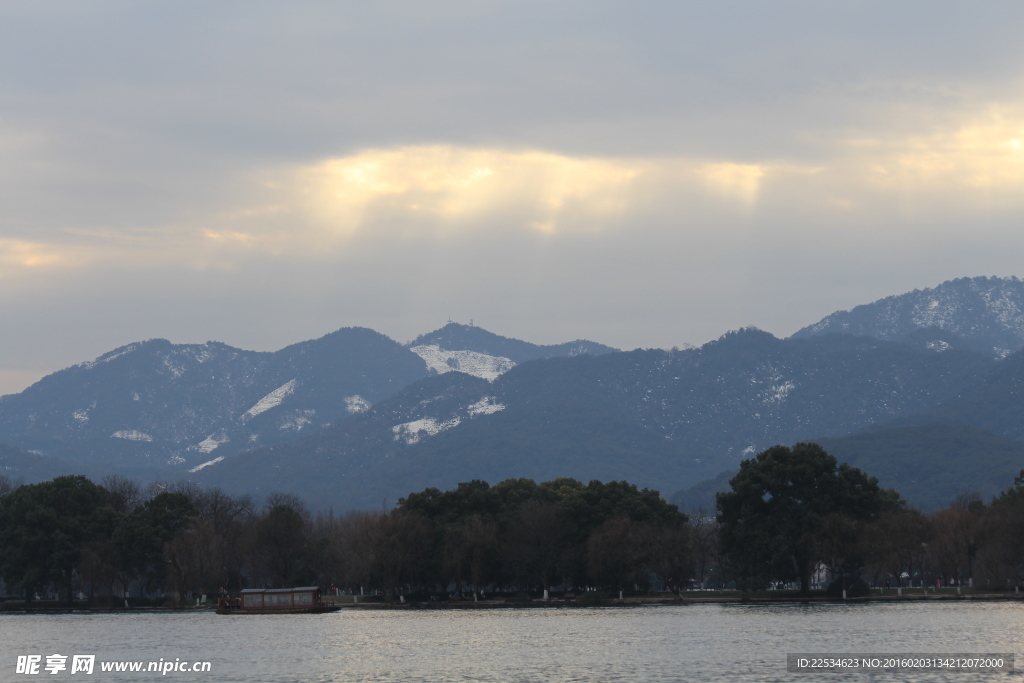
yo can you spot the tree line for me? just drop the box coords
[1,443,1023,604]
[713,443,1024,595]
[0,474,692,603]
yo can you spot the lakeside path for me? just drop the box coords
[4,591,1023,613]
[326,592,1024,610]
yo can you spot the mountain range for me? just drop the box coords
[792,275,1024,357]
[2,276,1023,511]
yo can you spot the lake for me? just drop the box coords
[2,602,1022,682]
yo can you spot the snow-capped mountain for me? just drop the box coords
[792,276,1024,357]
[0,328,430,470]
[194,328,996,510]
[0,323,615,474]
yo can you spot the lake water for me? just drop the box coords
[2,602,1022,682]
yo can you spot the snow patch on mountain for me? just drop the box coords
[280,410,315,431]
[162,356,186,379]
[926,340,951,352]
[72,410,89,423]
[763,380,795,405]
[410,345,515,381]
[189,456,224,472]
[392,417,461,445]
[345,395,371,414]
[78,343,139,370]
[195,433,229,453]
[111,430,153,442]
[468,397,505,416]
[242,380,297,420]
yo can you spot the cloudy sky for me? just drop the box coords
[2,1,1024,394]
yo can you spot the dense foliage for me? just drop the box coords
[713,445,1024,593]
[3,448,1024,604]
[716,443,899,594]
[0,474,691,603]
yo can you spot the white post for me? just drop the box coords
[619,590,623,601]
[957,586,961,595]
[361,586,364,596]
[473,592,478,602]
[898,587,902,596]
[543,589,549,601]
[399,595,405,604]
[842,589,847,600]
[353,595,358,604]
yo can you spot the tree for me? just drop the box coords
[502,500,576,593]
[443,514,497,595]
[586,517,645,593]
[979,470,1024,588]
[930,493,984,587]
[101,475,143,513]
[863,507,932,588]
[0,474,22,499]
[252,503,309,588]
[717,442,898,595]
[643,519,692,596]
[374,511,433,598]
[687,511,718,589]
[0,476,115,603]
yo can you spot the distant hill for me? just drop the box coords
[407,323,617,380]
[0,328,430,471]
[2,292,1019,512]
[0,442,84,484]
[792,276,1024,357]
[923,346,1024,439]
[819,423,1024,509]
[196,328,994,510]
[672,421,1024,513]
[0,323,618,479]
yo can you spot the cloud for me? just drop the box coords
[2,1,1024,395]
[698,163,767,205]
[865,107,1024,193]
[0,239,69,270]
[295,146,642,236]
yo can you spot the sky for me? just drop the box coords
[2,1,1024,395]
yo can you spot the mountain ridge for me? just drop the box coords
[792,276,1024,357]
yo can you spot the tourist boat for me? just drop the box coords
[217,587,339,614]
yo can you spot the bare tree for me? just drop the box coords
[643,521,692,596]
[502,501,575,593]
[444,514,497,595]
[0,474,23,498]
[101,474,143,513]
[688,510,718,589]
[375,511,433,598]
[586,517,644,594]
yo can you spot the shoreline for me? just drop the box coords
[3,591,1023,614]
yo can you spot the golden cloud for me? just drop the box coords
[295,146,644,235]
[0,239,71,270]
[698,163,767,204]
[14,115,1024,281]
[859,107,1024,192]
